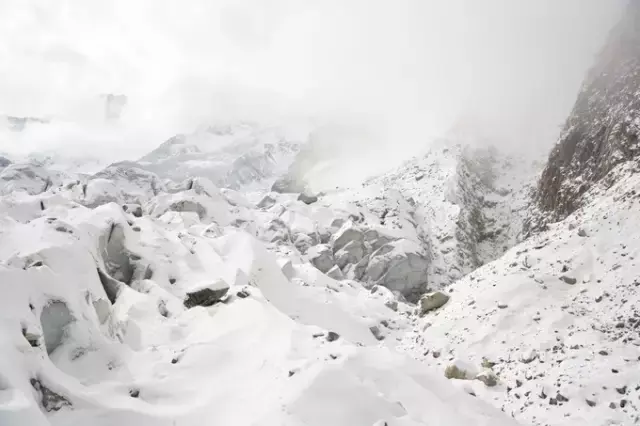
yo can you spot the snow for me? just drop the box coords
[400,161,640,425]
[2,119,638,426]
[0,145,519,426]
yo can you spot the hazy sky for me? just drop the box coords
[0,0,626,161]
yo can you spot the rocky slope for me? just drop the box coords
[536,0,640,223]
[402,160,640,426]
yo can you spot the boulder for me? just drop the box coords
[475,370,498,387]
[308,244,335,274]
[344,254,370,281]
[444,359,479,380]
[122,203,143,218]
[331,222,365,252]
[364,240,429,301]
[326,265,345,280]
[272,176,305,193]
[335,240,366,269]
[298,191,318,205]
[420,291,450,315]
[257,194,277,209]
[294,233,314,254]
[184,281,230,308]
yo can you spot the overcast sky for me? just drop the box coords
[0,0,626,162]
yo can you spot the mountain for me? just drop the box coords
[536,0,640,224]
[137,123,303,190]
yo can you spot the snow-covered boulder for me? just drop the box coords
[308,244,335,273]
[293,233,314,254]
[419,291,450,314]
[0,163,61,196]
[335,240,366,269]
[326,265,345,280]
[147,191,231,225]
[364,239,429,301]
[331,221,365,252]
[83,162,165,207]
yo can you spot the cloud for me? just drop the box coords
[0,0,626,163]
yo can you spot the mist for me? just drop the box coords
[0,0,625,167]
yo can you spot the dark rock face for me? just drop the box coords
[537,2,640,221]
[184,285,230,308]
[30,378,71,412]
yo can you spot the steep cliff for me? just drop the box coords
[537,1,640,221]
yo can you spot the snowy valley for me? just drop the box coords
[2,2,640,426]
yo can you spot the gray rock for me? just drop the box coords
[365,241,429,301]
[335,240,366,269]
[294,234,314,254]
[308,244,335,273]
[559,276,577,285]
[184,281,230,308]
[345,254,370,281]
[420,291,450,315]
[30,378,71,412]
[122,203,143,218]
[326,265,345,280]
[475,370,498,387]
[272,176,305,193]
[257,194,277,209]
[331,224,365,252]
[369,326,385,341]
[298,192,318,205]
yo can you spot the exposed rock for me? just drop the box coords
[366,240,429,301]
[369,326,385,341]
[335,240,366,269]
[326,265,345,281]
[122,203,143,218]
[559,276,577,285]
[293,234,314,254]
[279,259,295,280]
[475,370,498,387]
[30,378,71,412]
[444,360,477,380]
[536,0,640,222]
[331,223,365,253]
[257,194,277,209]
[326,331,340,342]
[308,244,335,274]
[0,156,11,169]
[419,291,450,315]
[298,191,318,205]
[344,254,370,281]
[272,176,305,194]
[184,281,230,308]
[520,349,538,364]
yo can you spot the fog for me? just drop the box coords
[0,0,626,166]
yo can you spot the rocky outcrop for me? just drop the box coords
[419,291,450,314]
[184,281,230,308]
[536,2,640,222]
[308,244,335,273]
[0,163,61,196]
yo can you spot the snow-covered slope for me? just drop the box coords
[401,162,640,426]
[322,141,539,289]
[137,123,305,190]
[0,151,519,426]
